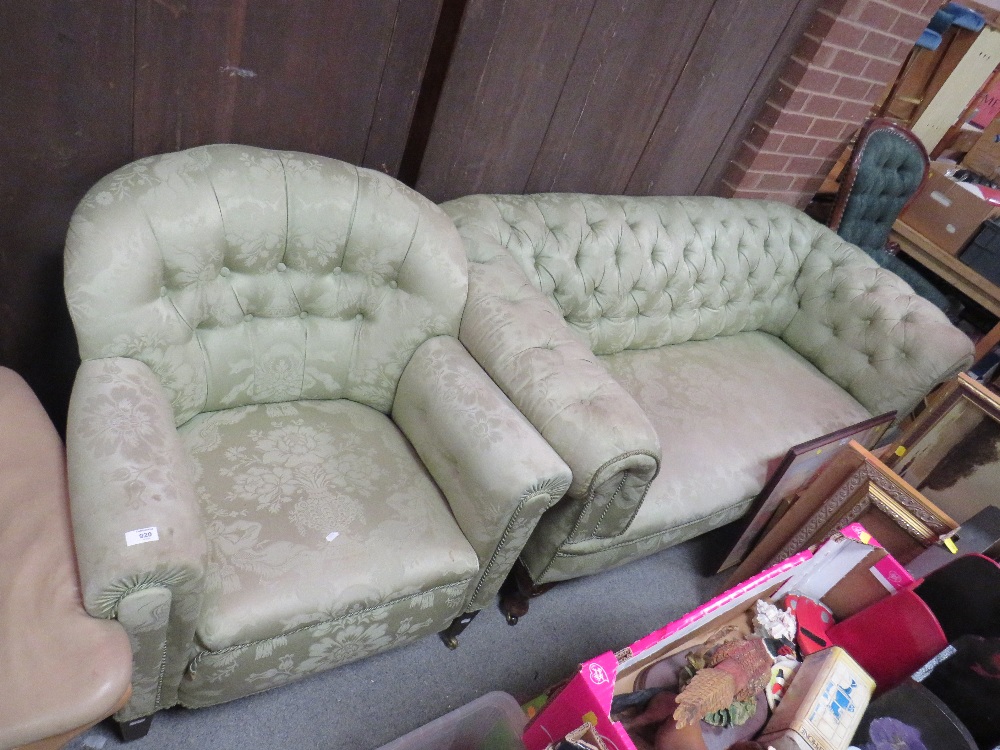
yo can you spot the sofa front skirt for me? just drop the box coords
[178,579,470,708]
[524,499,750,584]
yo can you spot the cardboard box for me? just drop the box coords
[521,529,907,750]
[898,166,1000,255]
[775,524,914,621]
[962,115,1000,180]
[521,551,814,750]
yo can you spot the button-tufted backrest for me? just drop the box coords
[830,120,928,256]
[444,194,829,355]
[65,145,468,425]
[446,192,974,421]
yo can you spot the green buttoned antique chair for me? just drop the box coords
[63,145,571,739]
[442,193,973,620]
[829,117,952,314]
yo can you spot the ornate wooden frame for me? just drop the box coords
[717,412,896,572]
[768,447,958,566]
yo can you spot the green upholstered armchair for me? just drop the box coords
[63,145,570,737]
[442,194,973,616]
[830,117,952,313]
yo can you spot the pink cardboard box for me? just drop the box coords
[522,551,814,750]
[839,522,913,594]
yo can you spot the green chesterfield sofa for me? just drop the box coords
[442,193,974,612]
[62,145,571,736]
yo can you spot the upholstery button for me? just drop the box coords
[160,286,168,297]
[333,266,342,275]
[355,313,363,321]
[389,280,397,289]
[299,311,308,319]
[220,267,231,277]
[244,314,253,322]
[277,262,287,272]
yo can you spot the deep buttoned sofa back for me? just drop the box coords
[445,193,968,419]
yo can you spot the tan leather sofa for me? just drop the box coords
[0,367,132,750]
[443,193,974,611]
[62,145,571,737]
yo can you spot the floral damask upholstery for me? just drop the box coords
[442,193,974,587]
[63,145,571,731]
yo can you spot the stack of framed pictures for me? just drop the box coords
[717,413,897,573]
[720,404,966,585]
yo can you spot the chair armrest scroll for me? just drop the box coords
[459,250,660,539]
[393,336,572,612]
[67,357,208,717]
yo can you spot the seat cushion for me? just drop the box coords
[180,399,479,651]
[600,331,874,543]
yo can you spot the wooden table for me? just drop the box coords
[890,219,1000,365]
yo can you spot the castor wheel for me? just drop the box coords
[438,611,478,649]
[505,612,519,626]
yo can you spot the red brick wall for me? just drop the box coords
[721,0,941,207]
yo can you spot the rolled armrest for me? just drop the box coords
[393,336,572,611]
[67,357,208,718]
[782,233,974,419]
[459,248,660,540]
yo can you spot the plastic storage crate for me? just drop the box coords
[960,218,1000,286]
[378,691,528,750]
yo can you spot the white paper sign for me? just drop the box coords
[125,527,159,547]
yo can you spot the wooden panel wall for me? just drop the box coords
[0,1,441,426]
[0,0,826,426]
[0,1,135,419]
[416,0,821,202]
[133,0,441,174]
[629,0,822,196]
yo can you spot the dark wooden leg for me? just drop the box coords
[499,572,531,625]
[117,715,154,742]
[498,561,557,625]
[439,610,479,649]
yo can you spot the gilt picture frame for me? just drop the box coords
[725,440,958,587]
[767,442,959,567]
[885,373,1000,525]
[717,412,896,572]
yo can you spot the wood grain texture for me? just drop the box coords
[363,0,444,175]
[0,0,134,423]
[133,0,246,155]
[629,0,818,196]
[416,0,822,200]
[416,0,598,202]
[134,0,441,170]
[526,0,715,194]
[694,0,822,196]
